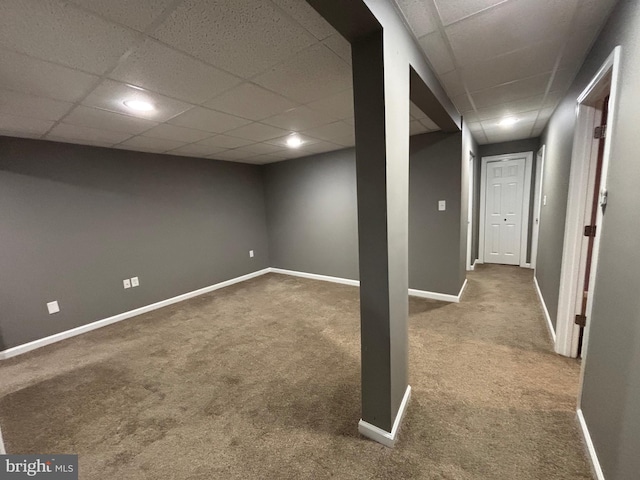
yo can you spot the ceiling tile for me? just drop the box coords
[473,93,546,121]
[482,119,535,138]
[118,135,187,152]
[262,105,336,131]
[211,149,259,162]
[451,93,473,113]
[0,0,138,75]
[82,80,192,122]
[573,0,618,30]
[439,70,466,98]
[270,0,335,40]
[231,143,286,156]
[418,32,455,75]
[141,123,213,143]
[303,120,354,145]
[253,44,352,104]
[299,140,342,154]
[0,89,72,121]
[470,73,551,109]
[166,143,227,158]
[64,105,159,134]
[167,107,252,133]
[549,68,577,94]
[0,48,100,103]
[445,0,578,65]
[420,117,440,131]
[0,113,54,136]
[0,130,43,140]
[151,0,316,78]
[322,34,352,65]
[110,39,242,104]
[481,110,540,131]
[460,37,563,92]
[48,122,132,144]
[69,0,176,32]
[434,0,509,26]
[224,122,290,142]
[410,102,428,120]
[306,89,354,120]
[197,134,254,149]
[248,153,288,164]
[204,83,297,121]
[395,0,439,37]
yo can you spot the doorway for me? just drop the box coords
[478,152,533,267]
[554,47,621,360]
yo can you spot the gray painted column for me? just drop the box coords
[352,29,411,445]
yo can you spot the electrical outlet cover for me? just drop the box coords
[47,301,60,314]
[123,279,131,289]
[131,276,139,287]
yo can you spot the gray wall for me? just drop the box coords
[474,138,540,264]
[538,0,640,478]
[0,136,270,350]
[264,131,465,295]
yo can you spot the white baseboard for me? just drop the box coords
[268,268,360,287]
[534,275,556,343]
[0,268,271,361]
[271,267,465,304]
[577,409,606,480]
[358,385,411,448]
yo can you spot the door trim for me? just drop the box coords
[556,46,621,360]
[466,151,475,271]
[531,145,546,270]
[479,152,533,267]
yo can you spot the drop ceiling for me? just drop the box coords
[0,0,617,162]
[395,0,618,144]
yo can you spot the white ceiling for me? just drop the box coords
[0,0,617,161]
[396,0,618,144]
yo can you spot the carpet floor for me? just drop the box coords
[0,265,592,479]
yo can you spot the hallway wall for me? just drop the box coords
[538,0,640,477]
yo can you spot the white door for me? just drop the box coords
[484,158,525,265]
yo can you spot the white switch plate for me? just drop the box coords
[47,301,60,315]
[123,279,131,289]
[131,276,139,287]
[249,250,254,258]
[438,200,446,211]
[543,195,547,206]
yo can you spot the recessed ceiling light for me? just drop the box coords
[286,135,303,148]
[123,99,154,112]
[499,117,518,128]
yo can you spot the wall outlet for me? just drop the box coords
[438,200,446,211]
[123,279,131,289]
[47,301,60,315]
[131,276,139,287]
[543,195,547,206]
[249,250,254,258]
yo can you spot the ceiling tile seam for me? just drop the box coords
[267,0,334,42]
[466,70,556,96]
[527,0,582,138]
[426,0,487,143]
[40,1,190,140]
[439,0,512,29]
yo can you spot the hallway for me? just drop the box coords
[0,266,591,479]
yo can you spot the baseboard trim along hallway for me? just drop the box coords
[534,276,556,343]
[577,409,606,480]
[358,385,412,448]
[272,268,468,303]
[0,268,272,361]
[1,267,467,360]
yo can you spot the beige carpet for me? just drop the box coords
[0,265,592,479]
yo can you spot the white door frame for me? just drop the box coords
[479,152,533,268]
[531,145,546,270]
[555,46,621,360]
[467,152,475,271]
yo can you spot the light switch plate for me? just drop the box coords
[47,301,60,314]
[438,200,446,211]
[543,195,547,206]
[123,279,131,289]
[249,250,254,258]
[131,276,139,287]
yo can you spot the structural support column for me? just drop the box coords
[352,29,411,447]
